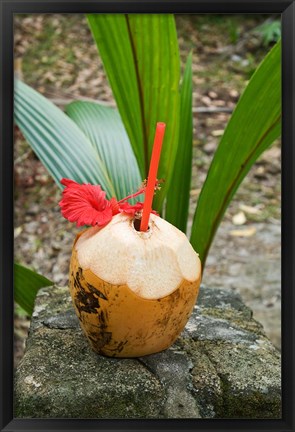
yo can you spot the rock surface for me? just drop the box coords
[14,285,281,419]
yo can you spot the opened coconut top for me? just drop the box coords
[75,213,201,300]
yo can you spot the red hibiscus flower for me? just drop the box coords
[59,179,115,227]
[59,178,160,227]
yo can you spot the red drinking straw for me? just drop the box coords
[140,122,166,232]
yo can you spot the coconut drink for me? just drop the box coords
[59,123,201,357]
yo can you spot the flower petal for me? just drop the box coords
[59,178,159,228]
[59,178,112,227]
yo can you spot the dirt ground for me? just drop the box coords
[13,14,281,367]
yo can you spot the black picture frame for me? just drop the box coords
[1,1,294,431]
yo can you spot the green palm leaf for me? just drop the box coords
[14,79,115,198]
[14,263,53,316]
[65,101,142,201]
[165,52,193,233]
[190,40,281,265]
[87,14,180,211]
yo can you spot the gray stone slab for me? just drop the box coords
[14,285,281,419]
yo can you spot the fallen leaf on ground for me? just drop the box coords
[190,188,201,197]
[14,226,23,238]
[211,129,224,137]
[229,226,257,237]
[208,90,218,99]
[232,211,247,225]
[239,204,262,215]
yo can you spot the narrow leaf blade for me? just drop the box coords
[14,263,53,316]
[127,15,180,211]
[87,14,181,211]
[165,52,193,233]
[87,14,145,176]
[190,40,281,265]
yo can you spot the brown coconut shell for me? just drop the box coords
[69,214,201,358]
